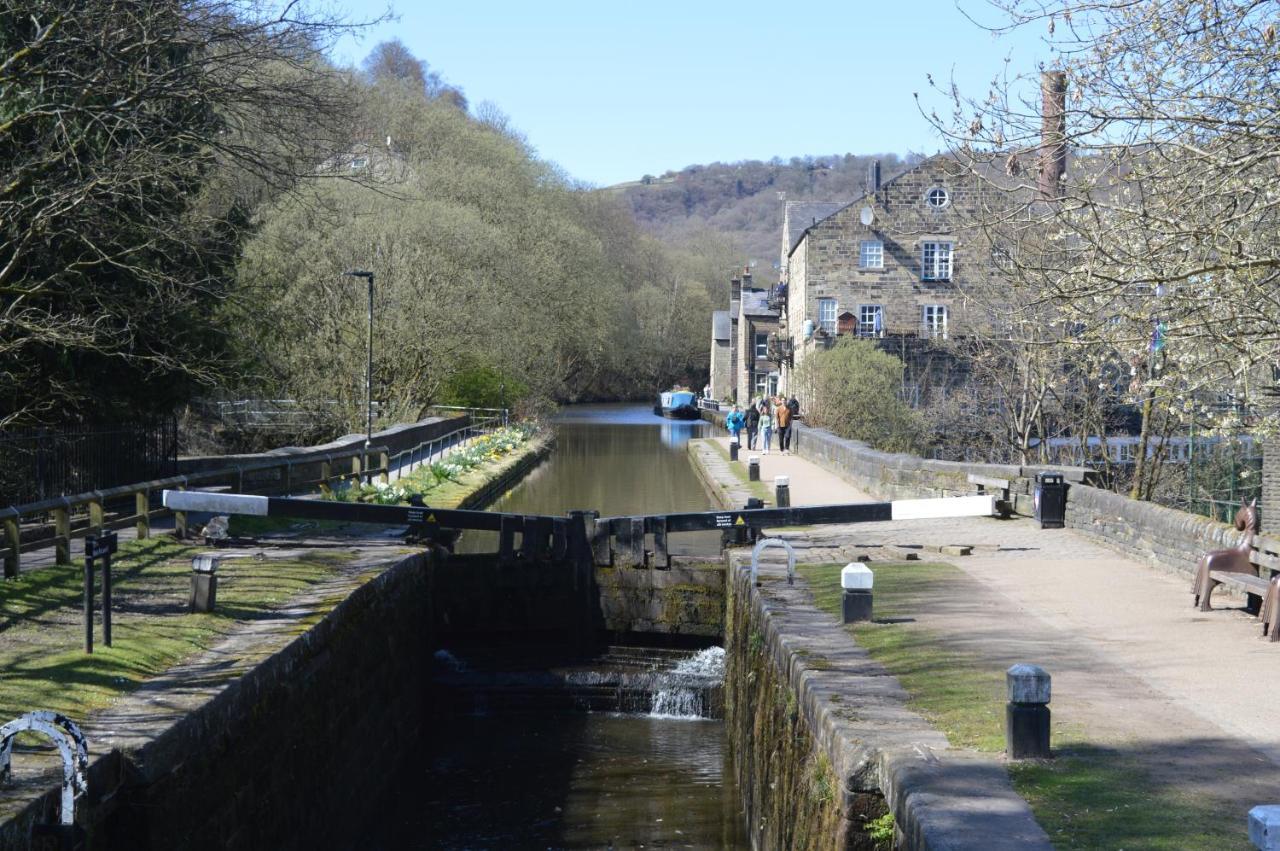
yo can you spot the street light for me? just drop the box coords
[342,270,375,468]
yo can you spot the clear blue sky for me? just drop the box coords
[329,1,1051,187]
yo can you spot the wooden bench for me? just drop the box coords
[1195,515,1280,641]
[967,474,1011,516]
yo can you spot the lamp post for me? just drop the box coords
[343,270,375,475]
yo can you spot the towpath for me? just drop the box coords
[693,435,1280,835]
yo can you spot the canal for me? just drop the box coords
[393,404,750,849]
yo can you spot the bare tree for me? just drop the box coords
[933,0,1280,497]
[0,0,363,424]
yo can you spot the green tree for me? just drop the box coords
[794,339,922,453]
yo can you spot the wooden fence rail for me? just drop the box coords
[1,444,391,578]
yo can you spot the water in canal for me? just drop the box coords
[411,404,750,849]
[456,403,721,557]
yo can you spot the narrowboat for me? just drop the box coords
[654,389,700,420]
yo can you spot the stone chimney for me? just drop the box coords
[867,159,881,194]
[1038,70,1067,200]
[730,276,741,303]
[742,266,753,289]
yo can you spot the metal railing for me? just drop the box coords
[426,405,508,422]
[2,443,390,578]
[387,415,508,479]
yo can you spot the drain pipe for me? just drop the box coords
[750,538,796,586]
[0,711,88,845]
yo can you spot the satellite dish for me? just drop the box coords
[859,206,874,226]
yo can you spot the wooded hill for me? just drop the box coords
[607,153,922,268]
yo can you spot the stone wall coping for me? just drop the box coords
[179,414,460,467]
[729,555,1050,849]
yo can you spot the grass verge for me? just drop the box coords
[797,562,1245,850]
[705,438,772,502]
[0,537,344,724]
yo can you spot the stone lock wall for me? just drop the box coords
[595,561,725,639]
[0,551,437,851]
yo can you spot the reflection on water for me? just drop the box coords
[458,403,720,556]
[399,714,747,849]
[406,405,748,850]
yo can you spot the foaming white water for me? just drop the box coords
[650,647,725,719]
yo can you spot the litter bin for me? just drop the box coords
[1034,473,1067,529]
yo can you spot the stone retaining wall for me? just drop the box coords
[1,551,436,850]
[725,560,1049,850]
[701,409,1087,516]
[702,410,1277,580]
[178,414,470,492]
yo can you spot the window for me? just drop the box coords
[859,240,883,269]
[818,298,837,334]
[351,156,368,171]
[926,187,949,208]
[754,332,768,359]
[754,372,769,396]
[858,304,883,337]
[921,241,953,281]
[921,305,948,339]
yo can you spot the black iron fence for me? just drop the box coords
[0,420,178,507]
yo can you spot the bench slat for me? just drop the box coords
[1250,548,1280,573]
[1209,570,1271,593]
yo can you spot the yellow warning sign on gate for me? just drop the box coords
[426,514,437,523]
[734,516,745,526]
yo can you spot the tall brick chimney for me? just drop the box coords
[742,265,752,289]
[730,276,741,303]
[867,159,881,194]
[1038,70,1067,200]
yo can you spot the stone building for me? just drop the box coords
[708,310,732,401]
[774,154,1007,401]
[705,270,781,404]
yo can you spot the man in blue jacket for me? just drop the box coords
[725,405,745,443]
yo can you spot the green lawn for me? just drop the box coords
[0,538,346,724]
[798,563,1247,850]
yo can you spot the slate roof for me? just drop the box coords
[785,202,846,254]
[740,289,777,318]
[712,310,731,341]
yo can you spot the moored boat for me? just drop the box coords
[654,389,700,420]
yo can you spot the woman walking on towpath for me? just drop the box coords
[759,403,774,455]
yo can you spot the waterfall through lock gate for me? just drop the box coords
[649,646,726,719]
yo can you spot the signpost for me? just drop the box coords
[83,532,118,653]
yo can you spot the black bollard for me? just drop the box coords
[190,554,220,613]
[748,455,760,482]
[1005,664,1051,759]
[775,475,790,508]
[729,439,739,461]
[841,563,873,623]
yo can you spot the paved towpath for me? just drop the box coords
[699,439,1280,823]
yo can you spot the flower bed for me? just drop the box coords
[331,424,538,505]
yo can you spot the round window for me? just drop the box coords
[926,187,950,208]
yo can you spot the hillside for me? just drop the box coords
[607,152,923,269]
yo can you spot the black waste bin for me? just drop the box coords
[1034,472,1067,529]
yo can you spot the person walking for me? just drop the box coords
[776,398,792,454]
[759,404,774,455]
[787,396,800,418]
[725,405,745,444]
[744,401,760,451]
